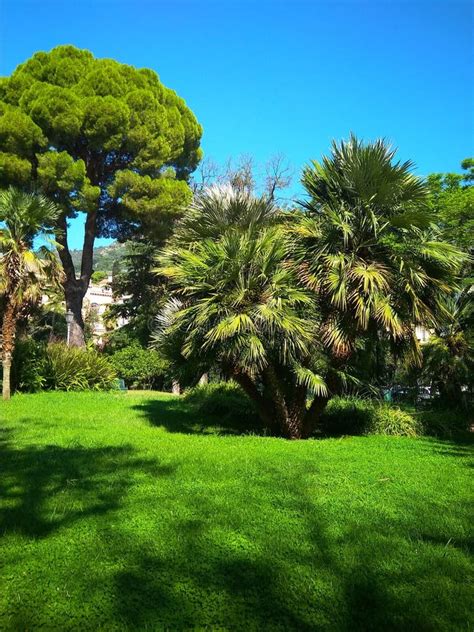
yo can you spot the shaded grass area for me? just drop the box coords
[0,391,472,630]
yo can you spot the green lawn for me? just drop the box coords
[0,392,472,631]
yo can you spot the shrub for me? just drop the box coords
[320,397,422,437]
[11,338,46,392]
[366,406,423,437]
[419,408,471,438]
[43,344,117,391]
[184,381,259,430]
[109,345,169,389]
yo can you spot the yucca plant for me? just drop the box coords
[0,187,63,399]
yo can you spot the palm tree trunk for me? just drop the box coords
[2,301,17,401]
[2,355,11,400]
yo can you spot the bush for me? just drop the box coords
[366,406,423,437]
[184,381,259,430]
[11,338,46,392]
[43,344,117,391]
[419,408,471,438]
[109,345,169,389]
[320,397,422,437]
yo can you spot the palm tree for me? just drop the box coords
[155,185,331,439]
[0,187,63,400]
[422,286,473,406]
[291,134,465,362]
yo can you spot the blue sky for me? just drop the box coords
[1,0,472,248]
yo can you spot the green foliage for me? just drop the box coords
[366,405,423,437]
[0,47,202,221]
[293,134,466,359]
[69,242,127,274]
[42,343,116,391]
[421,286,474,407]
[0,391,472,630]
[427,159,474,251]
[156,137,465,438]
[419,407,471,438]
[0,45,202,345]
[90,270,107,284]
[184,381,259,430]
[109,240,164,346]
[109,344,169,389]
[321,397,423,437]
[11,337,46,392]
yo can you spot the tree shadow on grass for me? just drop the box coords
[110,469,473,631]
[133,397,264,436]
[0,427,175,538]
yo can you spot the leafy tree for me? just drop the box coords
[427,159,474,252]
[107,240,164,347]
[155,185,326,437]
[0,45,202,345]
[0,187,63,399]
[156,138,465,438]
[109,344,169,389]
[91,270,108,284]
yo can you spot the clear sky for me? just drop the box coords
[0,0,472,248]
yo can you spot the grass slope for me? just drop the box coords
[0,391,472,631]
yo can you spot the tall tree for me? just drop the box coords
[0,187,63,399]
[0,45,202,345]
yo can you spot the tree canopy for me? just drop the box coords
[0,45,203,345]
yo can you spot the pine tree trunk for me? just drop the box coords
[65,289,86,348]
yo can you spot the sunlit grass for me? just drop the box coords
[1,391,472,630]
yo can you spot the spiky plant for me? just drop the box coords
[0,187,63,399]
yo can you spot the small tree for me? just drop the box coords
[0,187,63,399]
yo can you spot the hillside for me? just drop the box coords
[69,242,127,273]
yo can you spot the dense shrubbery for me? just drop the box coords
[320,397,423,437]
[183,385,470,438]
[11,341,116,392]
[109,345,169,389]
[11,338,46,392]
[184,381,259,430]
[419,408,471,438]
[43,344,117,391]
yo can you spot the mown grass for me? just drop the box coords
[0,391,472,631]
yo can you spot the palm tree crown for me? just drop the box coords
[292,134,465,358]
[0,187,63,399]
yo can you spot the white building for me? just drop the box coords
[83,275,128,344]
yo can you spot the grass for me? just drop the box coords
[0,391,472,631]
